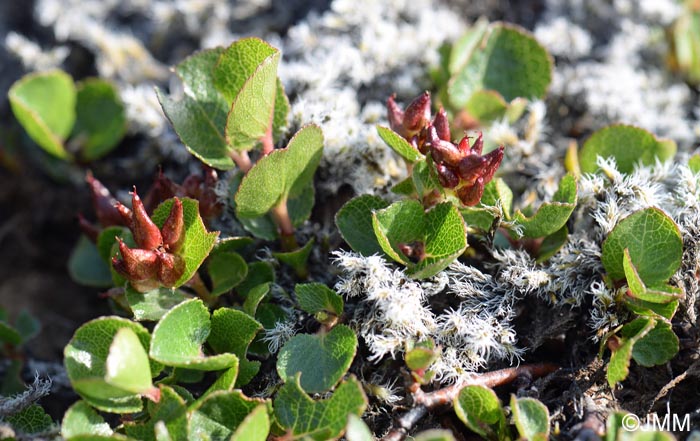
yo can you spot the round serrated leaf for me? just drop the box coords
[274,375,367,441]
[465,89,508,123]
[6,404,53,435]
[149,299,238,370]
[156,47,235,169]
[188,390,268,441]
[74,78,126,161]
[231,404,270,441]
[580,125,676,174]
[9,69,76,159]
[207,251,248,296]
[448,23,552,108]
[454,385,507,440]
[295,283,344,317]
[376,125,424,162]
[235,125,323,218]
[277,324,357,393]
[151,198,219,287]
[208,308,263,387]
[62,400,113,438]
[602,208,682,284]
[513,174,577,238]
[607,317,656,387]
[511,395,550,440]
[126,286,191,322]
[105,328,154,395]
[64,317,159,413]
[631,321,679,367]
[335,195,390,256]
[69,235,113,288]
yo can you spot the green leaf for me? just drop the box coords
[405,346,438,372]
[272,79,290,141]
[6,404,53,434]
[413,430,458,441]
[372,201,468,278]
[412,159,441,197]
[335,195,390,256]
[97,226,130,263]
[0,320,21,345]
[207,251,248,296]
[73,78,126,161]
[62,400,113,438]
[208,307,263,387]
[511,395,550,440]
[68,235,113,288]
[126,286,191,322]
[274,375,367,441]
[449,19,490,75]
[454,385,507,441]
[213,38,280,151]
[376,125,424,162]
[345,414,373,441]
[151,198,219,287]
[465,90,508,123]
[230,404,270,441]
[156,48,234,169]
[623,249,683,303]
[235,124,324,218]
[513,174,577,238]
[243,283,270,317]
[295,283,344,317]
[273,238,315,278]
[149,299,238,370]
[277,324,358,393]
[391,176,417,196]
[601,208,682,284]
[448,23,552,108]
[15,310,40,343]
[631,321,679,367]
[64,317,160,413]
[212,236,254,254]
[480,178,513,219]
[689,154,700,174]
[188,390,268,441]
[536,226,568,263]
[607,317,656,387]
[9,69,76,159]
[124,385,187,441]
[237,261,275,298]
[623,297,678,321]
[579,125,677,174]
[105,328,155,396]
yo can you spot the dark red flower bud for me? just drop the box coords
[480,146,504,183]
[144,171,181,213]
[403,91,431,132]
[156,250,185,287]
[457,155,488,184]
[86,171,125,227]
[130,189,163,250]
[77,213,100,242]
[182,175,203,198]
[114,202,134,229]
[471,132,484,156]
[114,238,159,281]
[433,108,451,142]
[161,198,184,253]
[398,241,425,263]
[436,164,459,189]
[430,137,463,167]
[456,177,486,206]
[457,136,471,154]
[387,94,405,134]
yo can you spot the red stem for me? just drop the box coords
[230,150,252,174]
[261,126,274,156]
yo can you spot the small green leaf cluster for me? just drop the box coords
[9,70,126,161]
[600,208,683,388]
[432,20,552,125]
[454,385,550,441]
[62,288,364,440]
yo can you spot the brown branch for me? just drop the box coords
[381,363,558,441]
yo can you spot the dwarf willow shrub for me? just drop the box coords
[2,22,685,441]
